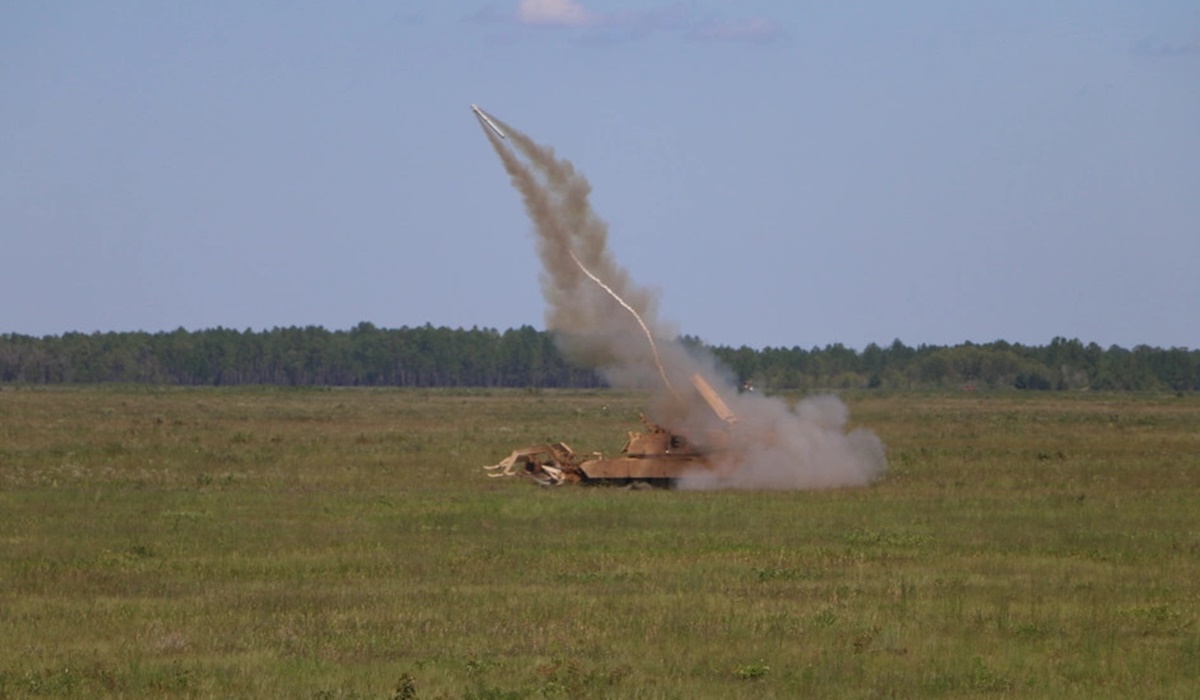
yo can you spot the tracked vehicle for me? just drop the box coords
[484,374,738,487]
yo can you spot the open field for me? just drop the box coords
[1,386,1198,698]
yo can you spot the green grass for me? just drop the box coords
[1,386,1198,698]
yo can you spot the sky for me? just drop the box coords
[2,1,1198,351]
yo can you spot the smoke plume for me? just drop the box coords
[479,111,886,489]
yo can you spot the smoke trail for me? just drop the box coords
[483,112,679,391]
[566,248,681,401]
[478,109,887,490]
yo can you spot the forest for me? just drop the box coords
[0,323,1196,391]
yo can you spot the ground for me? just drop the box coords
[1,386,1197,698]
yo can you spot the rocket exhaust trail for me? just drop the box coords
[567,248,681,401]
[473,105,888,491]
[478,109,674,393]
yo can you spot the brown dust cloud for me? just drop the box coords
[477,109,886,490]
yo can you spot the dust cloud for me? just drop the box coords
[478,110,886,490]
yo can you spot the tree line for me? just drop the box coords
[0,324,1196,391]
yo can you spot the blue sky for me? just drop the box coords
[3,1,1197,350]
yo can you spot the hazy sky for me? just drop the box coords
[3,1,1197,350]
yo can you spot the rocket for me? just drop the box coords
[471,104,506,140]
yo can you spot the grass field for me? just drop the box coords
[1,386,1197,698]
